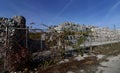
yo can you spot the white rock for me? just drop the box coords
[80,69,84,72]
[97,54,105,60]
[58,59,69,64]
[58,60,65,64]
[83,54,88,58]
[67,71,75,73]
[74,55,84,61]
[34,68,37,71]
[64,59,69,62]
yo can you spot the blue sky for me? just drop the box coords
[0,0,120,29]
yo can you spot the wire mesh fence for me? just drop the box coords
[0,26,120,71]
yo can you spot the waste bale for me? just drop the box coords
[0,16,29,72]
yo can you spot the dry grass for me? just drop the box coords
[93,42,120,56]
[36,42,120,73]
[37,56,98,73]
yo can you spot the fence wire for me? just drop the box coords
[0,27,120,71]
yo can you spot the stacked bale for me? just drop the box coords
[0,16,29,72]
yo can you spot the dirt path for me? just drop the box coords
[36,42,120,73]
[96,55,120,73]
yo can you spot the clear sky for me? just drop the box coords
[0,0,120,29]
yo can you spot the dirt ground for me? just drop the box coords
[1,42,120,73]
[93,42,120,56]
[36,42,120,73]
[37,56,98,73]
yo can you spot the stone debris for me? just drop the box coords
[58,59,69,64]
[67,71,75,73]
[74,55,84,61]
[83,54,89,58]
[96,54,105,60]
[80,69,85,73]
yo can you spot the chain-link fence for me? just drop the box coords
[0,26,120,72]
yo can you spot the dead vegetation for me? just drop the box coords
[37,56,98,73]
[36,42,120,73]
[93,42,120,56]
